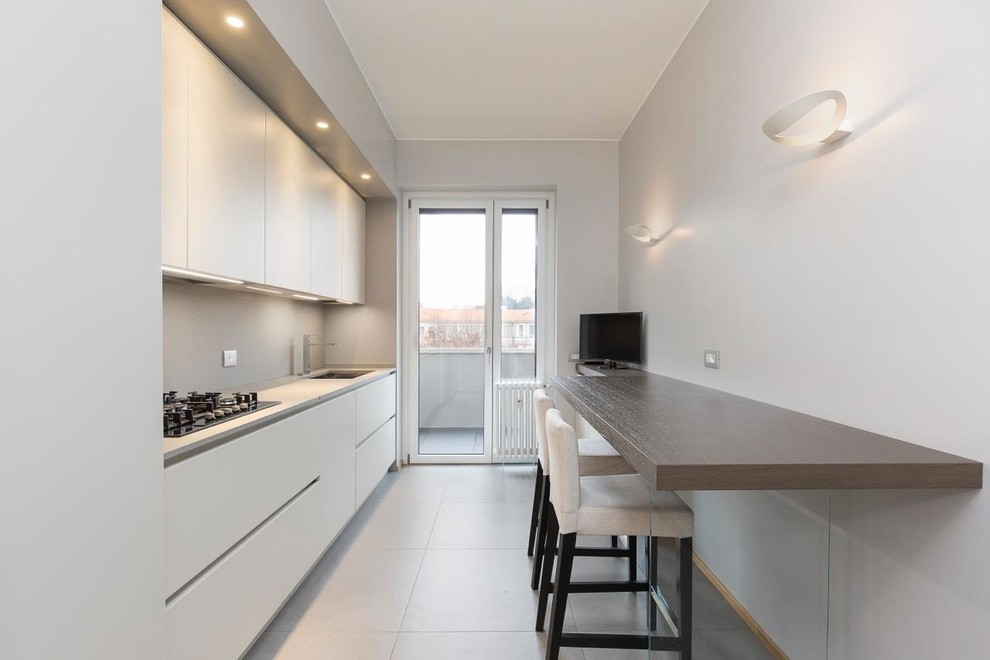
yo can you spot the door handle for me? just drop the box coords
[486,346,492,364]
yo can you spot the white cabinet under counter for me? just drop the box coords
[164,406,320,597]
[166,483,322,660]
[355,372,397,441]
[319,391,356,546]
[163,370,396,660]
[356,417,397,506]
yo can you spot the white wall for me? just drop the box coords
[0,1,165,658]
[247,0,398,195]
[323,198,398,366]
[398,140,621,380]
[619,0,990,656]
[164,281,326,392]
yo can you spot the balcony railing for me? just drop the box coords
[418,348,535,430]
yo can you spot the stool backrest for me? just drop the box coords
[545,408,580,535]
[533,389,553,470]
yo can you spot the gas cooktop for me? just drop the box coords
[163,391,279,438]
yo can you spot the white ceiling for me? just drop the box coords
[323,0,708,140]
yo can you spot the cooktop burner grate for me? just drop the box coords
[163,390,279,437]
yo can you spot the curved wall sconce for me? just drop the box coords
[625,224,660,244]
[624,224,677,246]
[763,90,852,145]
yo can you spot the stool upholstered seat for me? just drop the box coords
[528,389,636,585]
[575,475,694,538]
[541,407,695,660]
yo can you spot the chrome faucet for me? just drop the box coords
[302,334,337,375]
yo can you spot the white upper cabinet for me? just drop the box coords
[310,153,344,300]
[162,9,188,268]
[186,31,266,283]
[161,13,367,301]
[265,112,313,292]
[340,184,366,304]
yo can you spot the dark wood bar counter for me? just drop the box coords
[552,368,982,491]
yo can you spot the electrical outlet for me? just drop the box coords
[569,353,581,361]
[223,349,237,368]
[704,348,720,369]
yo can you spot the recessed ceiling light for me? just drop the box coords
[245,285,283,295]
[360,173,371,180]
[292,293,320,301]
[162,266,244,285]
[316,121,329,130]
[225,16,245,29]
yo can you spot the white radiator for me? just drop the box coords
[494,380,543,462]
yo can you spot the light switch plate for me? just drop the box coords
[704,348,720,369]
[223,349,237,368]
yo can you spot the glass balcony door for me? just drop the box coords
[405,196,550,464]
[413,201,493,462]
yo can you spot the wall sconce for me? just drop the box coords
[624,224,676,246]
[762,90,852,145]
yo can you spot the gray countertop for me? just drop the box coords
[554,366,982,490]
[164,367,396,467]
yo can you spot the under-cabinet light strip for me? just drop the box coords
[245,285,283,294]
[161,266,244,285]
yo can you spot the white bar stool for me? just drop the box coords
[528,389,637,590]
[539,408,695,660]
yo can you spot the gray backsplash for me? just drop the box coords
[322,198,398,366]
[163,280,325,393]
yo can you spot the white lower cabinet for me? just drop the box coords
[356,417,397,506]
[165,407,320,597]
[165,483,321,660]
[164,374,397,660]
[355,374,396,442]
[320,392,356,545]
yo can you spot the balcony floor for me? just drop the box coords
[419,428,484,455]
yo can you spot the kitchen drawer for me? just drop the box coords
[166,482,321,660]
[355,374,396,443]
[165,407,320,597]
[355,417,396,506]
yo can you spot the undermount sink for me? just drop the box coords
[308,370,373,380]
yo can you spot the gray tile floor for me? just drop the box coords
[418,428,484,455]
[245,465,774,660]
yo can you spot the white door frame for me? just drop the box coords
[401,191,556,465]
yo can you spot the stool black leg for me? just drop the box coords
[611,535,618,548]
[527,463,544,556]
[545,532,577,660]
[679,537,693,659]
[531,475,551,590]
[535,507,560,631]
[649,536,659,632]
[628,535,638,582]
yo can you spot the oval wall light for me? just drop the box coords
[762,90,852,145]
[624,224,660,244]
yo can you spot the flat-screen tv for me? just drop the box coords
[579,312,643,364]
